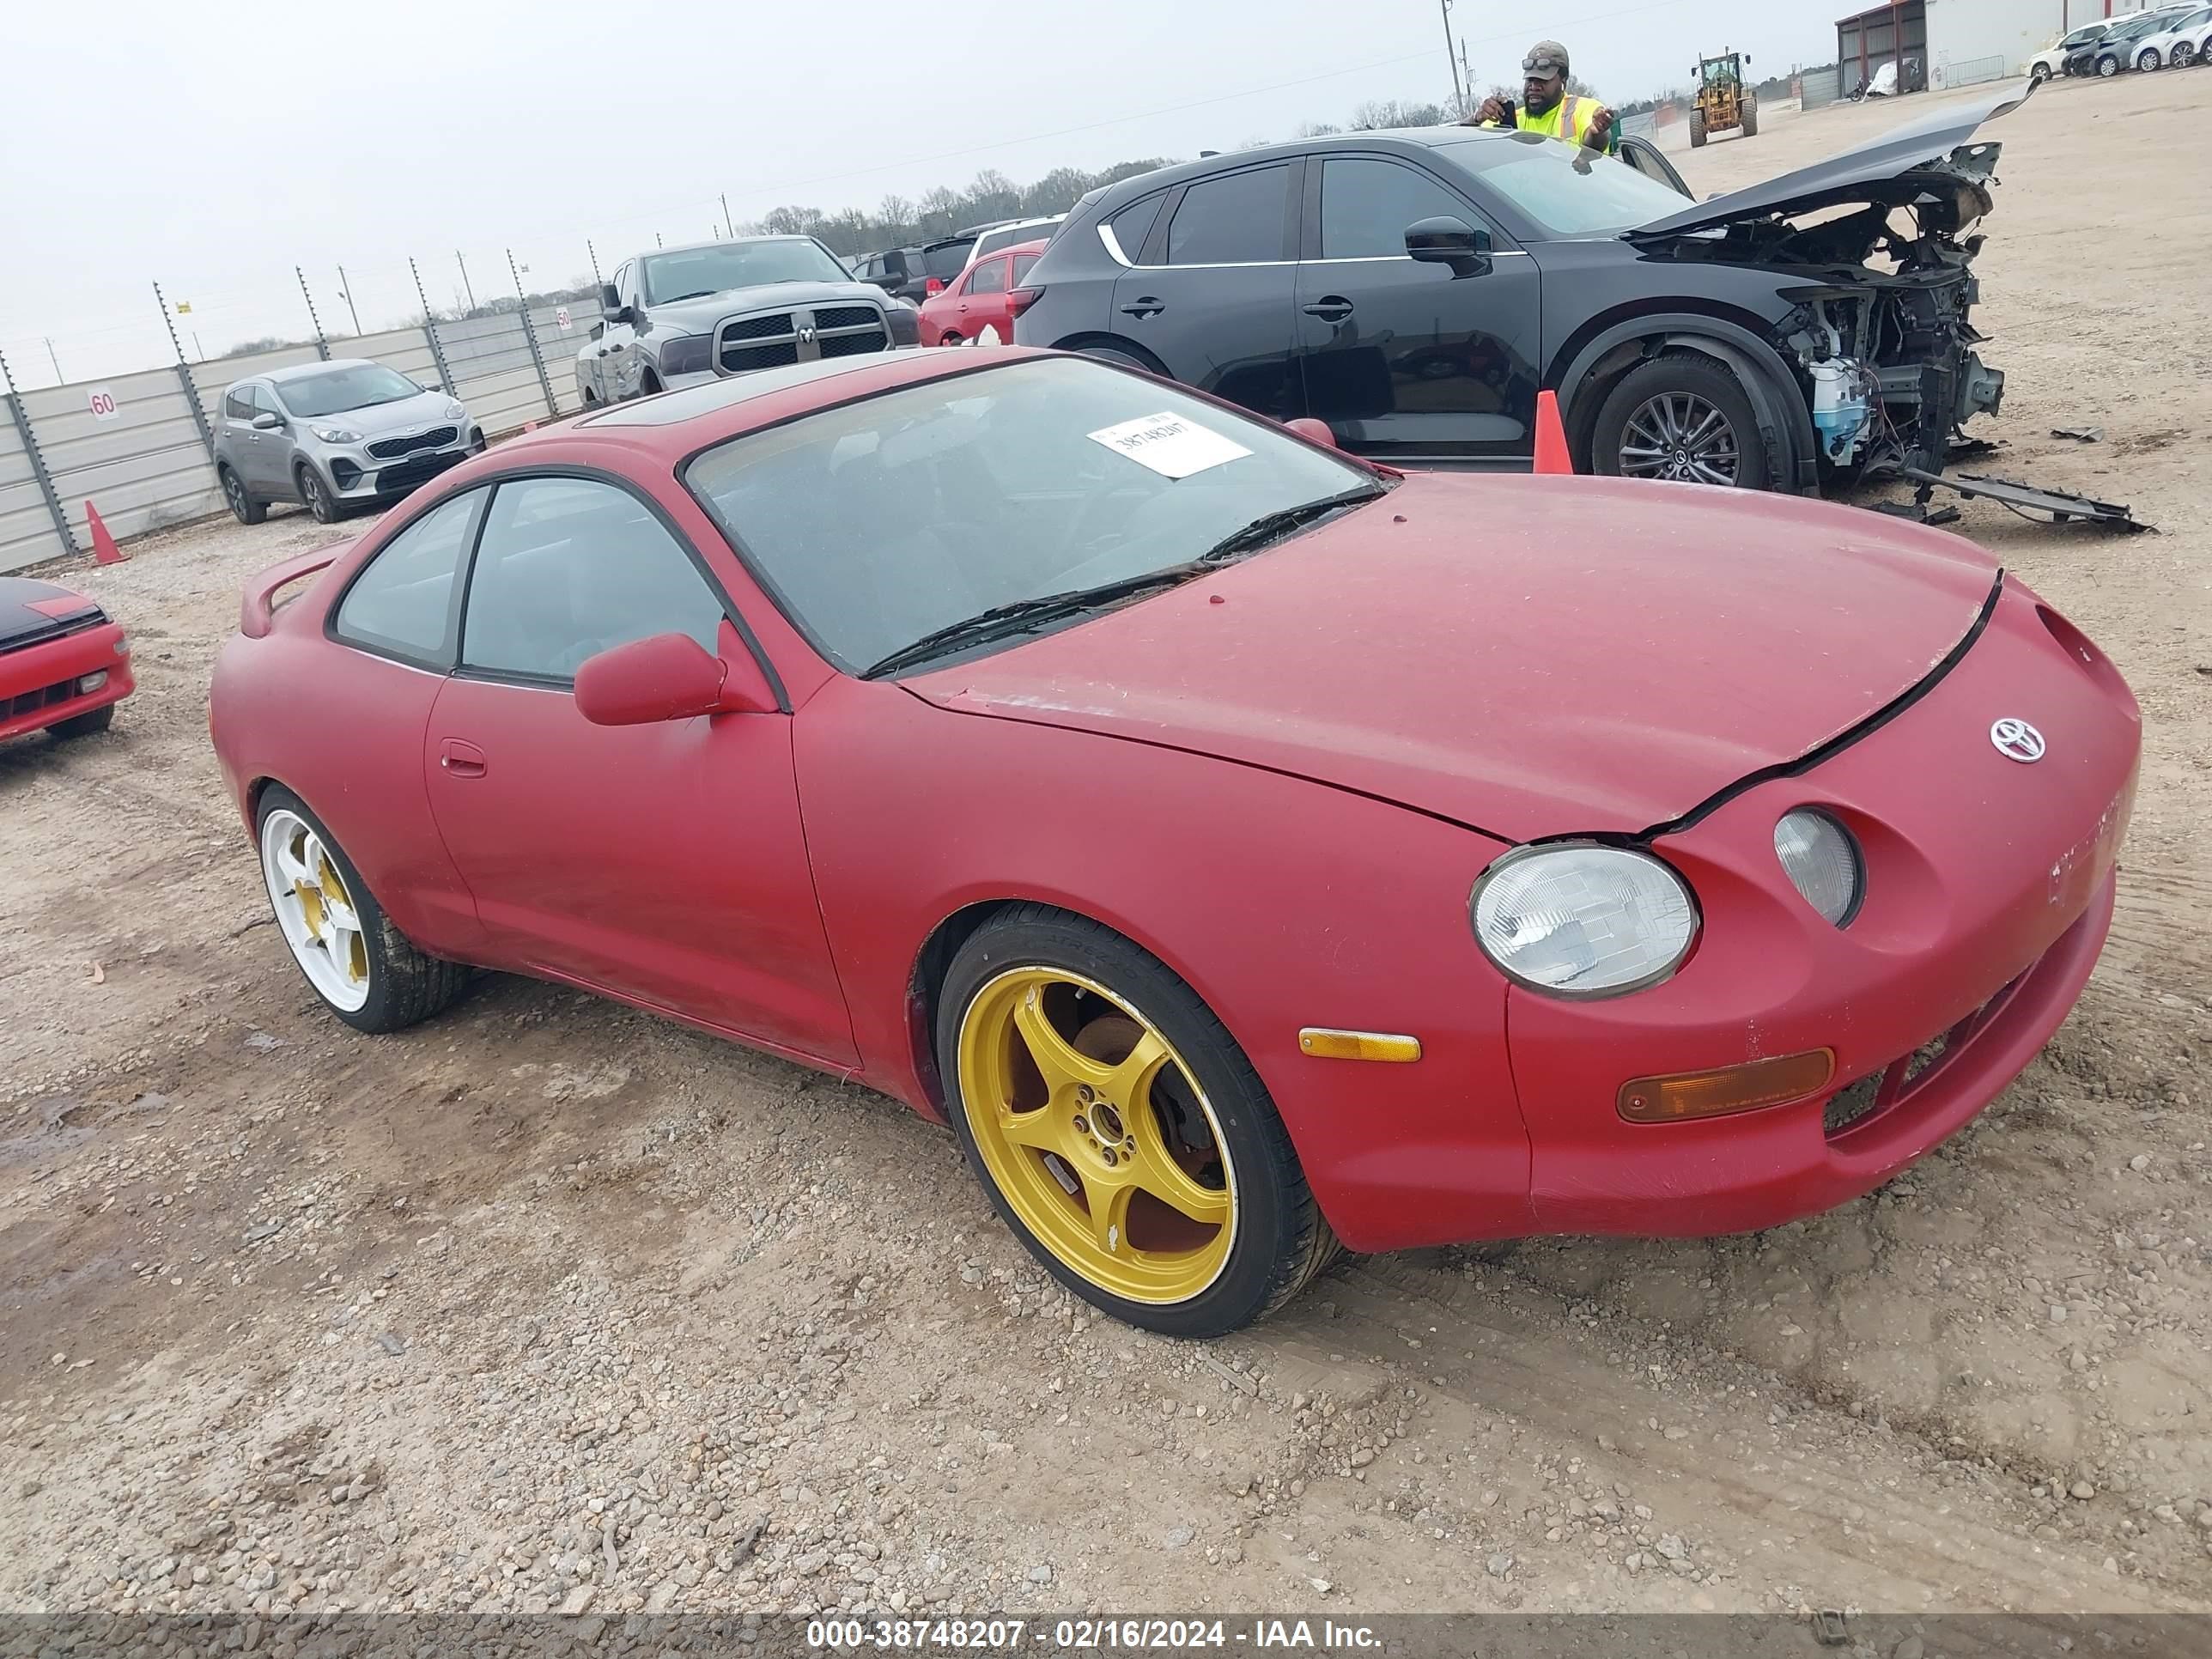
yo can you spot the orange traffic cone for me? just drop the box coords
[85,501,127,565]
[1532,390,1574,476]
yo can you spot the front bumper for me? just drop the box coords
[318,426,484,501]
[1501,574,2139,1237]
[0,619,135,742]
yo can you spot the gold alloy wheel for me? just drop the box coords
[957,968,1237,1304]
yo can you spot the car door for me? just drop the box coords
[600,261,641,398]
[219,385,263,485]
[1292,153,1543,463]
[246,385,296,493]
[959,254,1014,344]
[422,472,858,1066]
[1109,161,1302,421]
[1617,136,1692,199]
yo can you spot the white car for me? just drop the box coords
[2135,3,2212,69]
[2030,22,2109,81]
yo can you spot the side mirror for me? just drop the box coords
[1284,417,1339,449]
[574,632,775,726]
[1406,216,1492,278]
[251,411,283,431]
[600,282,621,312]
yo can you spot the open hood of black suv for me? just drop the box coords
[1628,79,2033,239]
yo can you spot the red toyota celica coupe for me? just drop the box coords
[208,349,2138,1335]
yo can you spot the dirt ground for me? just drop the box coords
[3,73,2209,1628]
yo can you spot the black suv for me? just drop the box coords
[1014,92,2029,495]
[856,236,980,302]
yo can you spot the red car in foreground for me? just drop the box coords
[1,576,133,746]
[915,240,1048,347]
[208,349,2138,1335]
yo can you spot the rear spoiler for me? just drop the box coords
[240,544,348,639]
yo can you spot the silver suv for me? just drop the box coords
[215,360,483,526]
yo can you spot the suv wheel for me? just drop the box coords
[297,465,341,525]
[2099,53,2120,77]
[222,465,266,526]
[1590,356,1772,492]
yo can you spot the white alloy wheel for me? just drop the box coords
[259,808,371,1012]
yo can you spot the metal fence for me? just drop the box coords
[0,304,591,573]
[1799,65,1844,112]
[1937,55,2008,89]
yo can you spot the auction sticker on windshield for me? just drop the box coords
[1088,411,1251,479]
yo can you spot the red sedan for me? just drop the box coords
[2,575,133,746]
[916,239,1048,347]
[208,349,2138,1336]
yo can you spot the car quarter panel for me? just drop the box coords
[792,674,1536,1251]
[1506,575,2140,1236]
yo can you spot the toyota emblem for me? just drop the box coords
[1990,718,2046,763]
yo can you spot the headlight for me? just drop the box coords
[1471,843,1698,999]
[311,425,361,443]
[1773,810,1863,927]
[658,335,713,377]
[445,399,466,422]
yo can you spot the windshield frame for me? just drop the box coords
[675,355,1381,678]
[640,237,849,303]
[274,363,423,418]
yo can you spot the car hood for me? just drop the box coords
[647,281,892,333]
[1630,78,2033,239]
[320,390,458,437]
[905,473,1997,842]
[0,576,101,651]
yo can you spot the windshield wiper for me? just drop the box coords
[661,289,720,303]
[1196,483,1388,563]
[862,565,1206,679]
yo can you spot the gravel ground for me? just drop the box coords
[3,74,2209,1626]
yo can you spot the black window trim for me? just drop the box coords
[319,465,789,711]
[323,484,491,674]
[1136,158,1303,269]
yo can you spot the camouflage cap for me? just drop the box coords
[1522,40,1570,76]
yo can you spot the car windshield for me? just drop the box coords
[641,240,848,302]
[276,364,422,417]
[1437,132,1697,237]
[684,356,1374,674]
[922,241,975,278]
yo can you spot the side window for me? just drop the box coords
[331,488,485,666]
[613,262,635,307]
[224,388,253,420]
[1165,166,1291,266]
[1319,158,1477,259]
[1011,253,1039,286]
[252,385,288,420]
[1107,192,1168,263]
[969,258,1009,295]
[461,477,726,684]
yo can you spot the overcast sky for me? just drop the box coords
[1,0,1835,387]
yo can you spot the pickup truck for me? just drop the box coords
[576,234,921,405]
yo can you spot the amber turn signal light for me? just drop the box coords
[1299,1028,1423,1063]
[1617,1048,1835,1124]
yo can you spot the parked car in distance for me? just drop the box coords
[1,575,132,745]
[575,236,918,407]
[1016,88,2027,495]
[2073,5,2191,74]
[854,238,980,303]
[210,348,2137,1336]
[916,240,1048,345]
[969,216,1064,261]
[216,360,483,526]
[2031,21,2108,79]
[2133,4,2212,68]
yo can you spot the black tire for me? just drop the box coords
[935,905,1337,1337]
[50,702,115,739]
[1589,353,1774,492]
[1689,112,1707,148]
[253,784,471,1035]
[1740,99,1759,137]
[296,465,341,526]
[2099,55,2119,78]
[221,465,267,526]
[1075,341,1170,378]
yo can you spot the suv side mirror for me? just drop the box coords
[575,632,775,726]
[251,411,283,431]
[1406,216,1492,278]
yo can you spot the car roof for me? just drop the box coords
[248,358,380,387]
[1074,127,1514,218]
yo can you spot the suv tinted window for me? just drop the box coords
[224,387,254,420]
[461,477,725,683]
[968,258,1009,295]
[1166,166,1290,265]
[251,386,286,418]
[1319,158,1474,258]
[332,489,484,665]
[1108,193,1168,262]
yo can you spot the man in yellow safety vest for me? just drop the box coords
[1462,40,1618,155]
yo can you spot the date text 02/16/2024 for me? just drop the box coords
[804,1617,1382,1650]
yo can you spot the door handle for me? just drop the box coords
[1119,297,1166,318]
[438,738,487,779]
[1303,297,1355,321]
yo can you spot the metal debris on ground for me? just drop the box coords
[1812,1609,1850,1646]
[1899,468,2149,532]
[2051,425,2104,443]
